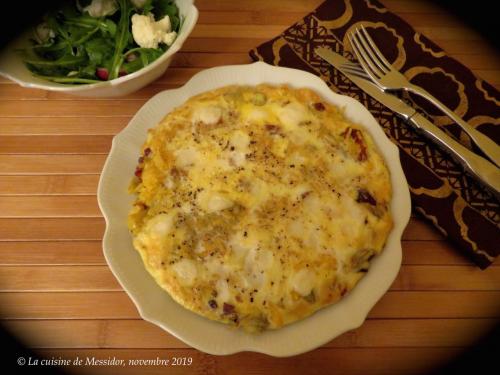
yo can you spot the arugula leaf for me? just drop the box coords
[122,57,143,74]
[24,40,67,55]
[102,19,117,36]
[25,53,87,79]
[141,0,154,14]
[153,0,178,19]
[109,0,132,80]
[65,15,117,36]
[170,15,180,32]
[46,11,71,41]
[85,37,115,65]
[119,47,162,74]
[142,0,180,31]
[79,64,99,78]
[33,73,101,84]
[24,54,87,68]
[65,24,100,47]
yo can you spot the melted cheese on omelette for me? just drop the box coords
[128,84,392,332]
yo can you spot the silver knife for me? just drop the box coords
[316,47,500,198]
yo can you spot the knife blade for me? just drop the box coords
[315,47,500,198]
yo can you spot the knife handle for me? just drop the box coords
[407,112,500,199]
[406,84,500,167]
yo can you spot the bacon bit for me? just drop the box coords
[208,299,218,309]
[138,156,144,163]
[341,287,348,296]
[357,189,377,206]
[313,102,325,111]
[223,303,235,314]
[134,167,143,178]
[355,136,368,161]
[143,148,152,156]
[265,124,281,134]
[342,127,368,161]
[137,202,148,210]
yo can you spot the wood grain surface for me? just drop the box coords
[1,1,499,374]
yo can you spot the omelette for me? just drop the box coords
[127,84,392,332]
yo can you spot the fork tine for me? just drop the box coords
[360,25,392,71]
[350,28,385,78]
[348,31,383,82]
[356,26,389,74]
[340,62,367,74]
[339,65,372,80]
[340,62,367,73]
[348,33,374,78]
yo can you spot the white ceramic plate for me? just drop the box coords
[97,61,411,357]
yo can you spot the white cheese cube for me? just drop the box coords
[174,147,199,169]
[131,13,177,49]
[206,194,234,213]
[172,259,198,286]
[290,268,315,296]
[192,105,223,126]
[83,0,118,18]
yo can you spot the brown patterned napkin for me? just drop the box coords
[249,0,499,268]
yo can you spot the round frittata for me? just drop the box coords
[128,84,393,332]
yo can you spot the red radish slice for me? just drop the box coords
[96,67,109,80]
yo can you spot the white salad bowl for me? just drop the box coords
[98,62,412,357]
[0,0,198,97]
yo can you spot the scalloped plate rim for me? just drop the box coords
[97,61,411,357]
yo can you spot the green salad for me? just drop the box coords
[20,0,181,84]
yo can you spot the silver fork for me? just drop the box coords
[347,25,500,167]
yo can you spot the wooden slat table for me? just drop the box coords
[1,1,499,374]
